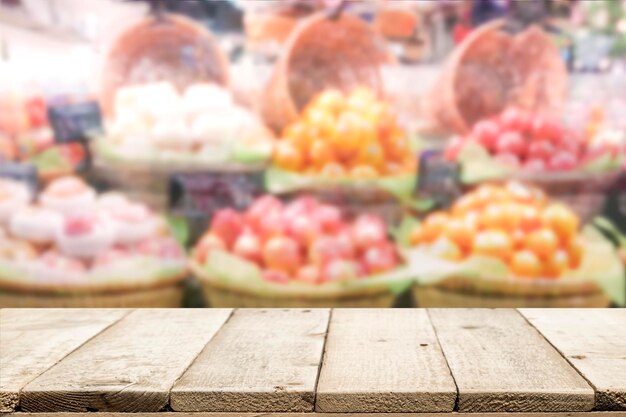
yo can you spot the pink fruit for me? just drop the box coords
[64,216,95,236]
[445,136,465,161]
[308,235,345,265]
[473,120,500,151]
[287,215,321,246]
[284,197,319,218]
[315,204,343,233]
[523,158,547,172]
[137,238,183,259]
[531,115,561,142]
[263,236,302,273]
[527,140,554,161]
[246,195,283,231]
[321,259,360,282]
[257,212,288,241]
[500,108,529,132]
[233,232,262,263]
[263,269,290,284]
[494,152,521,168]
[195,233,226,263]
[361,242,398,274]
[335,229,356,258]
[351,214,387,252]
[496,131,526,156]
[296,265,321,284]
[210,209,244,248]
[549,151,578,171]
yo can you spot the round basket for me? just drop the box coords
[432,19,567,134]
[0,284,184,308]
[261,12,390,133]
[100,13,229,117]
[192,262,395,308]
[412,275,610,308]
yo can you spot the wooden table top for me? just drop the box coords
[1,308,625,416]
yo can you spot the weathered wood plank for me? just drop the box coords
[7,412,626,417]
[170,308,330,412]
[315,309,457,412]
[0,308,129,413]
[20,309,232,413]
[521,309,626,411]
[428,309,595,413]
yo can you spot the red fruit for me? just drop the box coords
[496,131,526,156]
[523,158,547,172]
[263,269,290,284]
[494,152,521,168]
[137,238,183,259]
[531,115,561,142]
[527,140,554,161]
[210,209,244,248]
[195,233,225,263]
[284,196,319,218]
[287,215,321,246]
[351,214,387,252]
[500,108,529,132]
[335,229,356,258]
[25,96,47,129]
[308,235,345,265]
[256,212,288,241]
[233,232,262,263]
[321,259,360,282]
[296,265,321,284]
[263,236,302,273]
[445,136,464,161]
[473,120,500,151]
[246,196,283,231]
[361,242,398,275]
[549,151,578,171]
[314,204,343,233]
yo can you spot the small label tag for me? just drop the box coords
[48,101,103,144]
[168,171,265,219]
[417,149,461,208]
[0,161,39,191]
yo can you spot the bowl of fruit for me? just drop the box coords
[190,195,412,307]
[0,176,188,307]
[266,87,417,220]
[445,108,624,222]
[405,182,624,308]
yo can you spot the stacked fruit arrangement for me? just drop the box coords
[445,107,624,174]
[409,182,585,279]
[0,176,187,289]
[273,87,416,179]
[194,195,401,285]
[0,93,85,179]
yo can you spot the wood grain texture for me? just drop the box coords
[428,309,595,413]
[315,309,456,412]
[8,413,626,417]
[0,308,129,413]
[521,309,626,411]
[170,309,330,412]
[20,309,232,413]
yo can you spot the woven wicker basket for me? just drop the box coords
[261,12,390,133]
[192,262,395,308]
[100,13,229,117]
[432,19,567,134]
[412,276,610,308]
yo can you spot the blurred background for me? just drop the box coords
[0,0,625,308]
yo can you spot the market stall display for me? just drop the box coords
[405,182,624,307]
[0,177,187,307]
[191,195,411,307]
[94,13,273,209]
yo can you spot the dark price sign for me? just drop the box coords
[47,101,103,144]
[417,150,462,208]
[0,161,39,191]
[169,171,265,219]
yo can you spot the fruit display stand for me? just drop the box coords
[405,183,625,308]
[191,196,411,308]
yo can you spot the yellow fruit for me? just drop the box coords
[350,165,378,179]
[511,250,541,278]
[309,140,335,168]
[320,162,346,178]
[472,229,513,262]
[274,142,303,171]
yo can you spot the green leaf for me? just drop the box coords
[457,142,515,184]
[29,147,70,171]
[167,216,189,248]
[391,216,421,248]
[593,216,626,247]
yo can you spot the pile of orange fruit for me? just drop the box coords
[273,87,416,179]
[409,182,584,279]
